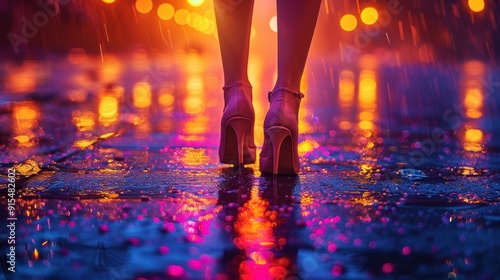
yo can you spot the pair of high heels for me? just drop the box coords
[219,81,304,175]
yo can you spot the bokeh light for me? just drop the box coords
[269,15,277,33]
[175,9,191,25]
[133,82,152,108]
[187,0,205,7]
[102,0,115,3]
[340,14,357,32]
[158,3,175,21]
[360,7,378,25]
[135,0,153,14]
[468,0,485,12]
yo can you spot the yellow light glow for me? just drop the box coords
[174,9,191,25]
[359,111,374,121]
[73,139,97,149]
[187,0,205,7]
[339,121,352,130]
[360,7,378,25]
[5,64,37,94]
[102,0,115,3]
[464,88,483,109]
[159,93,174,107]
[465,129,483,143]
[133,82,152,108]
[99,96,118,122]
[358,120,375,130]
[157,3,175,20]
[358,73,377,106]
[180,147,208,166]
[269,15,277,33]
[340,14,357,32]
[298,140,316,155]
[468,0,485,12]
[72,110,96,131]
[135,0,153,14]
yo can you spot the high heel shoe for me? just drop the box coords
[259,87,304,175]
[219,81,256,165]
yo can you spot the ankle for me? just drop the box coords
[224,78,251,88]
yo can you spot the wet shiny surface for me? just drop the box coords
[1,52,500,279]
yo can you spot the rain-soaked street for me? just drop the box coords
[1,0,500,279]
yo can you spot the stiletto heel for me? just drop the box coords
[219,81,256,165]
[225,117,252,165]
[260,87,304,175]
[266,126,293,174]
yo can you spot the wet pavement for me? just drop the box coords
[1,52,500,279]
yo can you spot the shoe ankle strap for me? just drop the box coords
[222,81,252,90]
[268,87,305,102]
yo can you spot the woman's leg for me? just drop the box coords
[261,0,321,174]
[214,0,255,85]
[274,0,322,92]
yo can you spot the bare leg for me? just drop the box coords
[274,0,322,92]
[214,0,254,85]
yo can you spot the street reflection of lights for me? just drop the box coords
[465,128,483,142]
[159,92,174,107]
[234,186,285,278]
[298,139,318,155]
[340,14,357,31]
[175,9,191,25]
[158,3,175,20]
[73,139,97,149]
[99,56,122,85]
[339,70,355,104]
[464,128,484,152]
[180,147,208,166]
[135,0,153,14]
[72,110,96,131]
[339,121,352,130]
[5,63,37,94]
[133,82,152,108]
[358,70,377,108]
[187,0,204,7]
[13,102,39,146]
[99,96,119,125]
[360,7,378,25]
[269,15,277,33]
[468,0,485,12]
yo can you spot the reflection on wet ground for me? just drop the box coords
[1,52,500,279]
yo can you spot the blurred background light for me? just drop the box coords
[175,9,191,25]
[188,0,205,7]
[135,0,153,14]
[468,0,485,12]
[360,7,379,25]
[269,15,277,33]
[158,4,175,21]
[340,14,357,31]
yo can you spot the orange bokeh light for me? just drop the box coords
[468,0,485,12]
[340,14,357,31]
[158,3,175,20]
[135,0,153,14]
[360,7,378,25]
